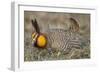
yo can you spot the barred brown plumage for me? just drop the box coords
[46,28,86,54]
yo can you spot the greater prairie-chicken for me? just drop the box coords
[31,18,88,54]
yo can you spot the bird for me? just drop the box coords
[31,18,88,54]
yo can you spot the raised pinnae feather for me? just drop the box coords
[31,19,40,33]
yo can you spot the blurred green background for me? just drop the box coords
[24,11,90,61]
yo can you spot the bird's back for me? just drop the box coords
[46,28,85,53]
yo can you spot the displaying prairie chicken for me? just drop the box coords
[31,18,88,54]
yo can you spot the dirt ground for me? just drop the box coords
[24,11,90,61]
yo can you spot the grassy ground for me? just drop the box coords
[24,11,90,61]
[24,43,90,61]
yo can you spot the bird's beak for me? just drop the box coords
[32,39,35,45]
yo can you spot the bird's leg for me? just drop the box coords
[47,48,54,55]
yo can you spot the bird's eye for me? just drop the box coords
[32,33,36,39]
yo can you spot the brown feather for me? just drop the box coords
[69,18,79,32]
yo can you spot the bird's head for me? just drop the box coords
[31,32,38,46]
